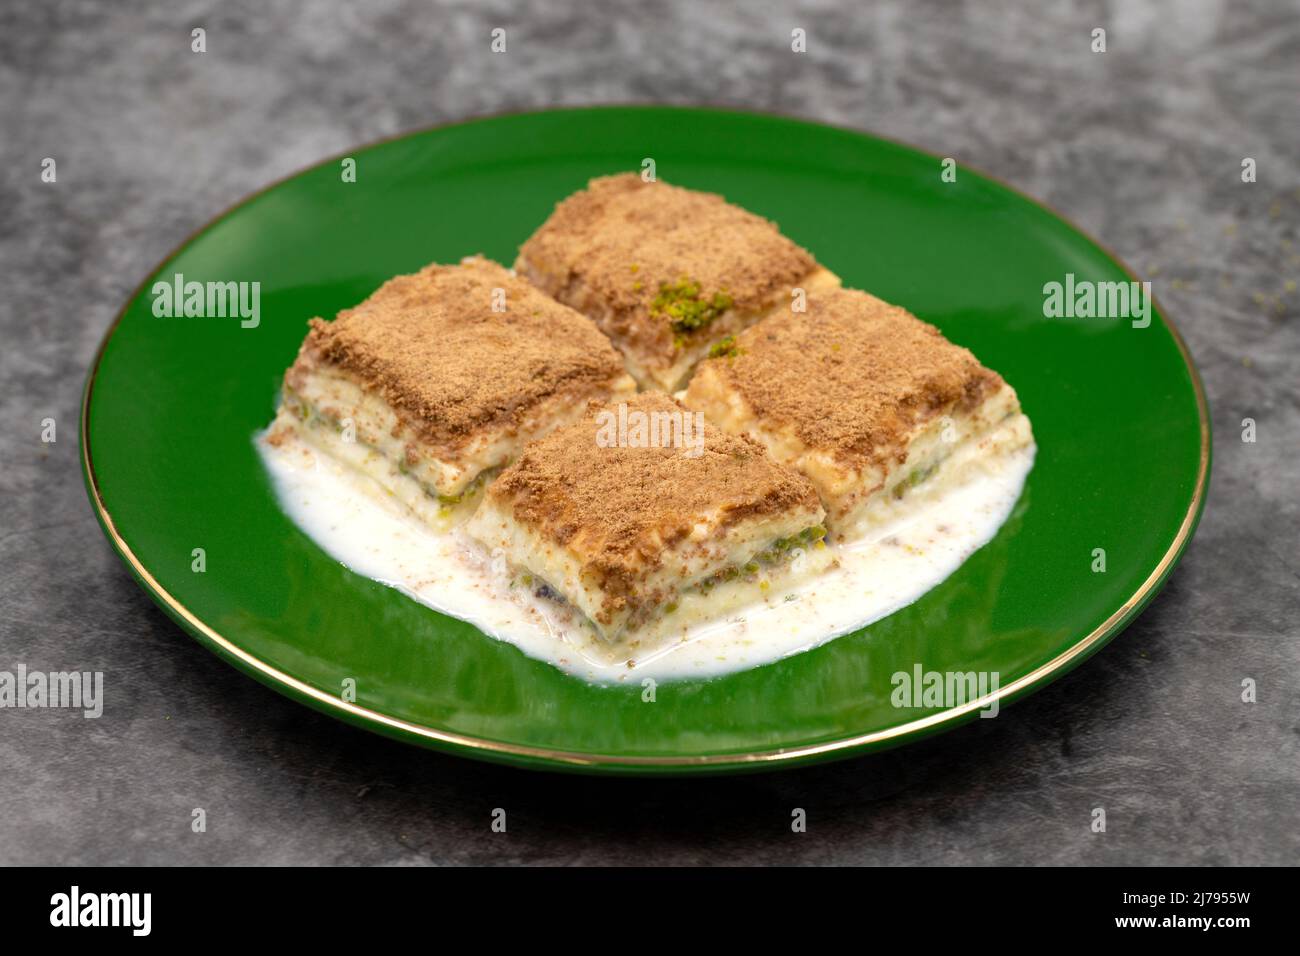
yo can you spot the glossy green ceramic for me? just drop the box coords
[81,107,1209,774]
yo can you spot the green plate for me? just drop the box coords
[81,106,1209,774]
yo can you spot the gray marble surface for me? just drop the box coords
[1,0,1297,866]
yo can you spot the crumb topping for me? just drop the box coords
[294,257,627,453]
[485,392,822,597]
[692,287,1006,468]
[516,174,819,368]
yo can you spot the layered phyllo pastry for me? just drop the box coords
[515,174,840,392]
[268,256,635,526]
[465,392,832,642]
[682,287,1034,538]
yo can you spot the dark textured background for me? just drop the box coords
[2,0,1297,865]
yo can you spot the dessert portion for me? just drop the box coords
[466,392,831,642]
[268,256,635,527]
[515,173,840,392]
[683,286,1034,538]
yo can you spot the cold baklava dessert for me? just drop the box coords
[682,286,1034,537]
[267,256,635,528]
[515,174,840,391]
[259,180,1036,682]
[466,393,833,643]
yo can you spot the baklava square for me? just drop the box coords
[270,256,635,525]
[465,392,829,641]
[515,174,840,392]
[682,286,1034,537]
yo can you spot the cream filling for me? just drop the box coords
[845,404,1032,538]
[683,376,1033,538]
[465,496,829,641]
[281,366,635,518]
[269,408,487,530]
[284,368,470,495]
